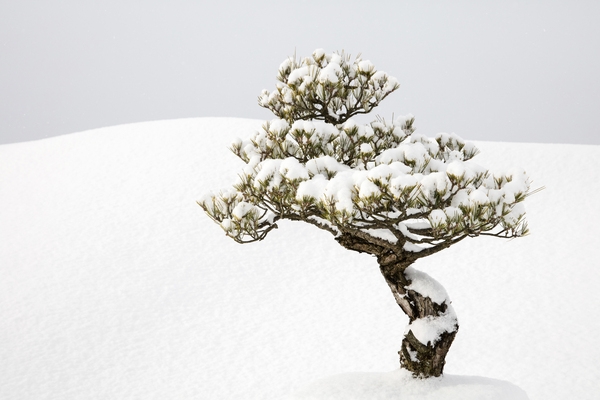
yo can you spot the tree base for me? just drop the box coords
[289,370,530,400]
[400,329,458,378]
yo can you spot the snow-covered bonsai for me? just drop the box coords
[199,49,533,378]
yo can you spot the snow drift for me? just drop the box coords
[1,118,599,399]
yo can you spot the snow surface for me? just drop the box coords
[1,118,600,399]
[290,369,528,400]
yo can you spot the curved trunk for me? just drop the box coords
[379,262,459,378]
[335,233,458,378]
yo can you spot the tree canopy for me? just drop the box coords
[199,49,532,265]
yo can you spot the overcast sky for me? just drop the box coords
[1,1,599,145]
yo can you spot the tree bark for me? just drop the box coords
[379,260,458,378]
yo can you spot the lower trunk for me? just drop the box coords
[379,262,459,378]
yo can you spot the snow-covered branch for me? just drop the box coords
[259,49,400,125]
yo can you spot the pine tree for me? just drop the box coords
[199,49,535,378]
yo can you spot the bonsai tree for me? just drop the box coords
[199,49,534,378]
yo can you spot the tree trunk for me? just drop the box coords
[335,233,458,378]
[379,261,459,378]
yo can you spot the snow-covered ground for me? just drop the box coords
[1,118,599,399]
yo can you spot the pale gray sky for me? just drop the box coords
[1,1,599,145]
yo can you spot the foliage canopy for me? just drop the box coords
[200,49,531,264]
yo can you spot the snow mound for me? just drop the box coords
[1,117,600,400]
[290,370,529,400]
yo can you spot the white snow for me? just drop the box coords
[1,118,600,400]
[297,175,328,201]
[231,201,256,220]
[280,157,310,181]
[360,142,373,153]
[406,309,458,346]
[403,241,428,253]
[363,228,398,244]
[446,160,467,178]
[317,62,341,84]
[312,48,325,60]
[254,159,283,188]
[291,370,529,400]
[405,266,451,305]
[288,66,311,85]
[357,60,375,73]
[469,189,489,204]
[358,179,381,199]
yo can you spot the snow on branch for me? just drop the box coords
[201,49,534,254]
[259,49,400,125]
